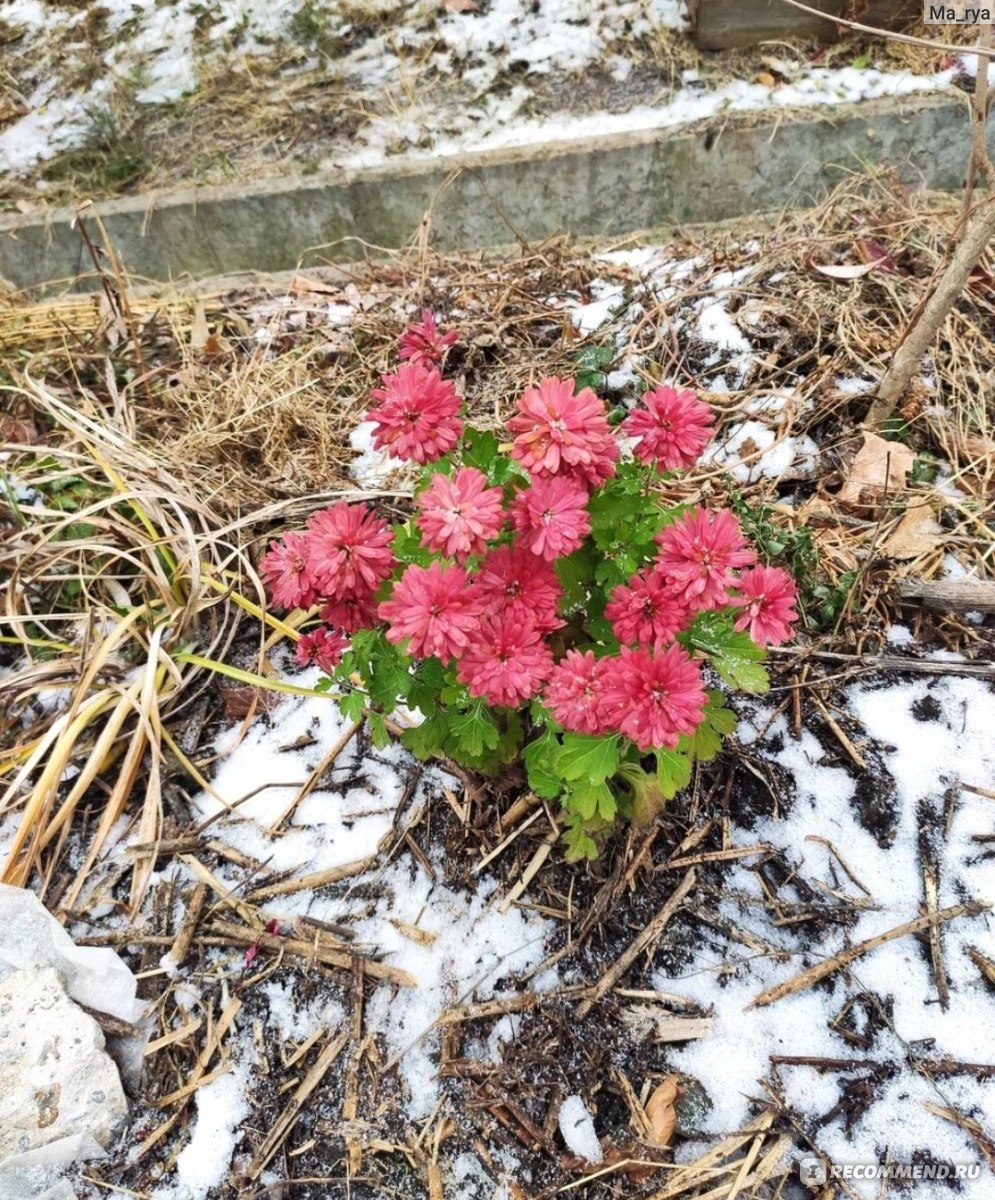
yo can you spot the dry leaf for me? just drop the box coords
[644,1075,680,1148]
[837,432,916,513]
[806,256,877,281]
[0,414,41,444]
[881,504,941,560]
[856,238,898,273]
[756,71,776,87]
[218,684,281,720]
[444,0,480,12]
[291,273,343,298]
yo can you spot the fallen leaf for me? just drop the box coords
[856,238,898,273]
[837,432,916,513]
[0,414,41,443]
[218,684,281,720]
[444,0,479,11]
[806,256,877,281]
[644,1075,680,1148]
[881,504,941,560]
[756,71,776,87]
[291,273,343,298]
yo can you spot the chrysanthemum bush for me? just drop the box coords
[261,311,799,860]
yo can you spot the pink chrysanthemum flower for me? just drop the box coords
[654,508,756,610]
[416,468,505,561]
[319,592,378,636]
[731,565,798,647]
[456,614,553,708]
[367,363,462,463]
[260,532,318,611]
[511,475,591,562]
[602,645,707,752]
[398,309,458,366]
[378,562,480,662]
[508,376,617,481]
[296,627,349,673]
[306,502,395,600]
[557,435,620,491]
[544,650,615,734]
[622,386,714,470]
[469,544,563,633]
[604,569,690,649]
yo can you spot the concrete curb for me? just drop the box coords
[0,92,979,293]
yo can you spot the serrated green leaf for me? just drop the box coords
[563,824,599,863]
[654,748,692,798]
[523,728,566,798]
[554,733,620,784]
[461,427,524,486]
[367,711,390,748]
[564,779,614,821]
[402,712,451,760]
[338,689,366,723]
[449,701,500,759]
[716,658,770,694]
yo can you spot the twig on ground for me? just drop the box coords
[750,901,989,1009]
[576,868,697,1019]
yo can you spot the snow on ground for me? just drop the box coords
[138,669,557,1193]
[0,0,976,186]
[561,244,822,482]
[659,673,995,1196]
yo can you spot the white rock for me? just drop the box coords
[0,885,140,1026]
[0,967,128,1160]
[0,1133,105,1200]
[558,1094,603,1164]
[0,885,147,1088]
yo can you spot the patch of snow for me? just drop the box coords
[349,420,410,490]
[359,862,552,1118]
[660,678,995,1195]
[705,420,818,482]
[558,1094,603,1163]
[171,1056,252,1198]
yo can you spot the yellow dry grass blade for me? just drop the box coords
[172,651,337,699]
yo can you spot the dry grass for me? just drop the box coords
[0,374,312,910]
[2,176,995,1198]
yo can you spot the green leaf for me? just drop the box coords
[554,733,620,784]
[402,712,451,760]
[654,748,693,798]
[523,728,566,799]
[562,822,599,863]
[686,611,770,695]
[563,779,614,822]
[682,690,738,763]
[408,656,449,712]
[338,689,366,723]
[461,427,524,486]
[720,659,769,694]
[574,344,615,394]
[390,520,433,567]
[367,711,390,749]
[449,700,500,759]
[556,545,597,613]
